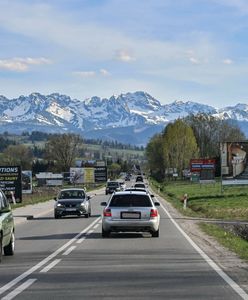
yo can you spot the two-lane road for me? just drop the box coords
[0,192,247,299]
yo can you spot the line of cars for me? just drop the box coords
[1,174,158,262]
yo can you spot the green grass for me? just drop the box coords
[150,178,248,261]
[199,223,248,260]
[150,179,248,220]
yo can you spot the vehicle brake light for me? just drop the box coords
[104,208,112,217]
[150,209,158,218]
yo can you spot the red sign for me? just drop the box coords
[190,159,216,173]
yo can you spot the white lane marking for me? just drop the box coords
[40,259,61,273]
[86,230,94,236]
[159,202,248,300]
[2,279,37,300]
[93,224,99,229]
[62,246,77,256]
[76,237,86,244]
[0,217,101,295]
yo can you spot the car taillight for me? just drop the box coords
[104,208,112,217]
[150,209,158,218]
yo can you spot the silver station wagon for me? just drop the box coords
[101,191,160,238]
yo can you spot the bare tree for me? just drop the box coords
[45,134,82,172]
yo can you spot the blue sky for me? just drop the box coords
[1,0,248,107]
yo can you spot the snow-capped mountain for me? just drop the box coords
[0,91,247,145]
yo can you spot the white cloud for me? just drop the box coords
[73,71,96,77]
[115,50,136,62]
[189,57,200,65]
[222,58,233,65]
[214,0,248,14]
[73,69,110,77]
[0,57,51,72]
[100,69,111,76]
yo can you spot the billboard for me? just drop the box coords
[220,142,248,185]
[190,159,215,180]
[94,166,107,182]
[0,166,22,202]
[70,168,84,184]
[22,170,32,194]
[84,168,95,183]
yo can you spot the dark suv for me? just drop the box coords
[105,181,121,195]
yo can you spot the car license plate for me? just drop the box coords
[121,212,140,219]
[66,208,76,211]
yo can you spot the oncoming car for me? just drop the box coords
[0,189,15,262]
[54,188,91,219]
[105,181,121,195]
[101,191,160,238]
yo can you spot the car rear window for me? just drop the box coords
[109,194,152,207]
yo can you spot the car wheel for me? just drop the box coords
[54,213,60,219]
[151,229,159,238]
[102,227,110,238]
[85,213,89,218]
[4,232,15,256]
[0,235,2,262]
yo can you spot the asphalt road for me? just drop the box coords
[0,189,247,299]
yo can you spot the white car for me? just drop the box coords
[101,191,160,238]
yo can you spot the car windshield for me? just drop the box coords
[109,194,152,207]
[58,190,85,199]
[107,182,119,187]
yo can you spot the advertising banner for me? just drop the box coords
[220,142,248,185]
[94,166,107,182]
[70,168,84,184]
[0,166,22,202]
[22,170,32,194]
[84,168,95,183]
[190,159,215,180]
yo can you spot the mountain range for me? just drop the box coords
[0,91,247,145]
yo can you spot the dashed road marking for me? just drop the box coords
[62,246,77,256]
[2,279,37,300]
[76,237,86,244]
[0,216,101,296]
[40,259,61,273]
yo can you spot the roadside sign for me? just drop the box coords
[95,166,107,182]
[0,166,22,202]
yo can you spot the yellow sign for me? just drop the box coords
[84,168,95,183]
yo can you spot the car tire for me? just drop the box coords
[54,213,60,219]
[85,213,89,218]
[102,227,110,238]
[0,235,2,262]
[151,229,159,238]
[4,232,15,256]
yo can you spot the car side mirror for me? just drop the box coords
[101,201,107,206]
[150,194,154,198]
[54,197,57,201]
[154,202,160,206]
[87,196,91,200]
